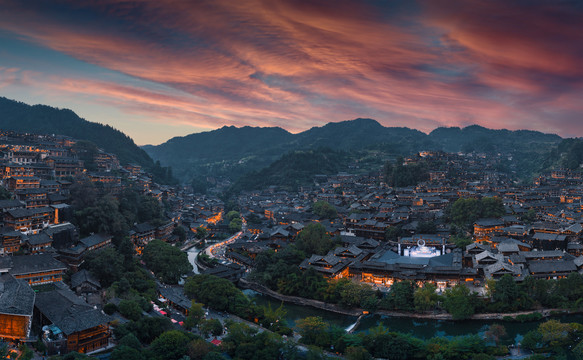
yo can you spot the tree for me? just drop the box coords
[414,283,439,312]
[296,223,333,256]
[188,338,211,360]
[449,197,504,228]
[184,301,205,330]
[492,274,520,311]
[199,319,223,338]
[118,300,143,321]
[173,226,187,242]
[226,211,240,221]
[111,345,143,360]
[538,320,572,348]
[0,186,12,200]
[451,235,472,249]
[195,226,208,240]
[443,284,476,320]
[345,346,372,360]
[385,225,404,242]
[296,316,329,347]
[417,221,437,234]
[118,333,142,350]
[380,281,415,311]
[142,240,193,284]
[83,248,124,287]
[228,217,242,233]
[484,324,507,346]
[313,201,338,219]
[184,275,250,315]
[149,330,192,360]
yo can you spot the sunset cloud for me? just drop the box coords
[0,0,581,144]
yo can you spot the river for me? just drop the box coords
[244,290,583,345]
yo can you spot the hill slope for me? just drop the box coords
[145,119,563,182]
[0,97,153,167]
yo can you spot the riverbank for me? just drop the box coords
[239,279,575,322]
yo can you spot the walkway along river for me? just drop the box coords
[242,285,583,346]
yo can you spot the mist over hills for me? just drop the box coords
[144,118,562,181]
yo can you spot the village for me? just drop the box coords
[1,128,583,357]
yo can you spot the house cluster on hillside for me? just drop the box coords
[0,129,195,353]
[224,151,583,289]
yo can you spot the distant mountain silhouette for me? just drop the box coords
[0,97,153,167]
[0,97,177,184]
[145,118,562,181]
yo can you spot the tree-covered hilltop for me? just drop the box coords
[0,97,177,183]
[228,148,348,193]
[145,118,564,183]
[0,97,146,165]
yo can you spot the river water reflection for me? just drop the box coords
[244,290,583,345]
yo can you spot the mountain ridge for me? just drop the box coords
[144,118,563,181]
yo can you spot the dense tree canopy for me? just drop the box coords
[449,197,505,227]
[142,240,193,284]
[295,223,335,256]
[312,201,338,219]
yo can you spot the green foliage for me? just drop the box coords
[0,186,12,200]
[229,217,243,233]
[484,324,507,345]
[75,195,129,238]
[364,331,425,359]
[417,221,437,234]
[188,339,212,360]
[184,275,250,316]
[221,322,282,360]
[450,235,472,249]
[313,201,338,219]
[442,284,476,320]
[195,226,208,240]
[380,281,416,311]
[345,346,372,360]
[449,197,505,227]
[82,248,124,287]
[199,318,223,338]
[296,316,331,347]
[118,333,142,350]
[118,300,143,321]
[414,283,439,312]
[296,223,334,256]
[103,302,118,315]
[149,330,193,360]
[142,240,193,284]
[491,274,520,311]
[385,225,404,242]
[124,317,174,344]
[111,345,143,360]
[384,157,429,187]
[229,148,349,193]
[184,301,206,330]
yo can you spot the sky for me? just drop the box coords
[0,0,582,145]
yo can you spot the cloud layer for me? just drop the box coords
[0,0,582,144]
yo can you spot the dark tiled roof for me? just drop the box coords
[0,273,35,316]
[3,254,67,276]
[26,233,53,246]
[70,269,101,289]
[6,206,53,219]
[34,282,111,335]
[79,234,111,248]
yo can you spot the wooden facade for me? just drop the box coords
[0,313,31,340]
